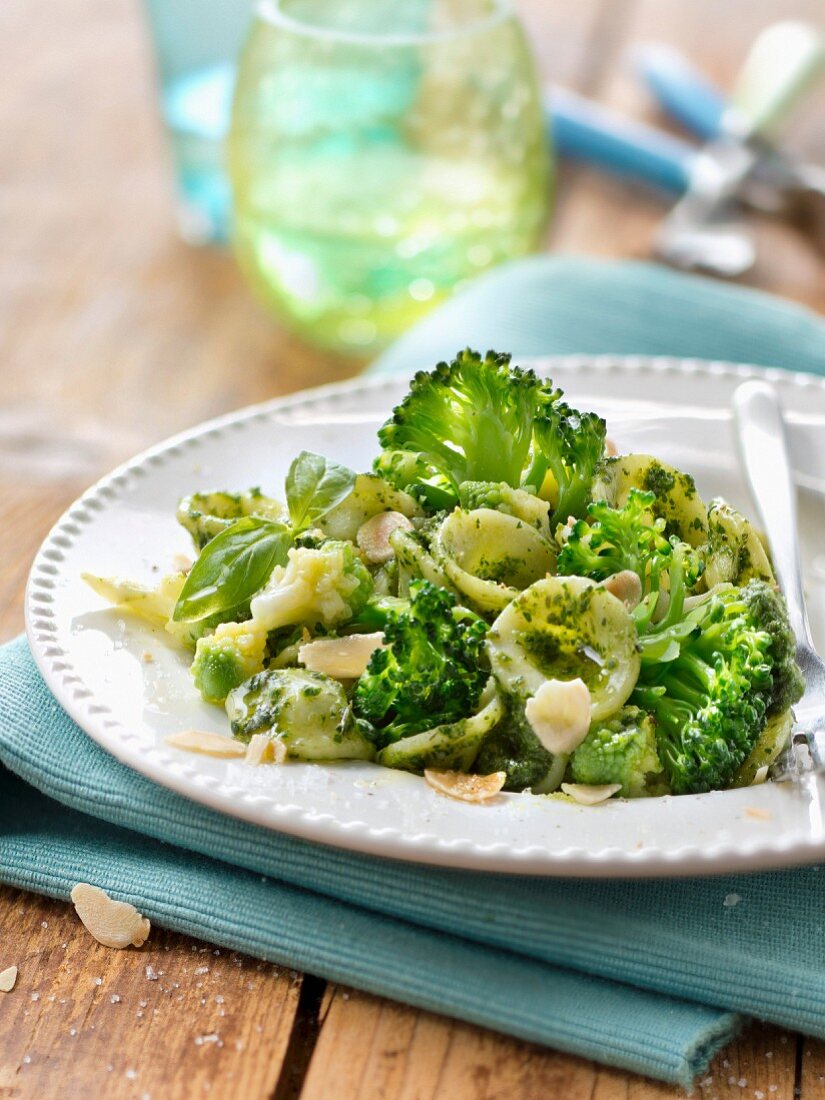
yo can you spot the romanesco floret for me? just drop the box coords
[249,540,372,633]
[569,707,664,797]
[192,619,267,703]
[457,481,551,535]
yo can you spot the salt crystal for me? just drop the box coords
[41,921,48,929]
[145,966,158,981]
[94,977,103,986]
[30,993,40,1002]
[139,1000,148,1008]
[738,1079,747,1088]
[194,966,209,976]
[194,1033,220,1046]
[110,994,121,1004]
[22,1055,31,1065]
[125,1068,138,1080]
[723,893,741,908]
[755,1091,765,1099]
[69,1028,77,1037]
[215,995,224,1004]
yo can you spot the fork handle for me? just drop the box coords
[732,380,814,648]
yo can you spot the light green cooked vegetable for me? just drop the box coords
[568,707,664,797]
[249,540,372,633]
[191,619,267,703]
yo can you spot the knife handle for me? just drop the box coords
[547,86,693,194]
[730,21,825,139]
[634,44,726,141]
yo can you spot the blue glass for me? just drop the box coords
[142,0,255,243]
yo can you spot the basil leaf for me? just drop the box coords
[286,451,356,533]
[173,517,292,623]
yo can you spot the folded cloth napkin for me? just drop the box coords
[4,257,825,1087]
[370,255,825,378]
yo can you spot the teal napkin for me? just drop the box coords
[371,255,825,378]
[5,257,825,1087]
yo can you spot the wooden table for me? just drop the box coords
[2,0,824,1095]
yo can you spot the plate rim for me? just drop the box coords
[24,354,825,878]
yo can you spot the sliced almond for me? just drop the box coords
[298,633,385,679]
[70,884,151,949]
[356,511,414,564]
[602,569,643,610]
[0,966,17,993]
[560,782,622,806]
[165,730,246,758]
[525,678,592,755]
[424,769,506,803]
[244,733,287,766]
[605,437,618,457]
[752,766,769,786]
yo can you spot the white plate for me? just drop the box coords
[25,355,825,877]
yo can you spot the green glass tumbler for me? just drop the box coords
[229,0,552,353]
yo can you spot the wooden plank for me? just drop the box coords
[801,1037,825,1100]
[0,886,300,1098]
[301,988,801,1100]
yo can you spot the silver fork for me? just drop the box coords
[733,380,825,785]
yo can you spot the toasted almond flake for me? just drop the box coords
[140,650,154,664]
[602,569,643,610]
[561,782,622,806]
[356,511,414,564]
[70,884,150,949]
[165,730,246,758]
[424,769,506,803]
[753,766,769,785]
[244,734,287,767]
[172,553,193,573]
[525,678,592,754]
[605,437,618,457]
[298,633,385,679]
[746,806,773,821]
[0,966,17,993]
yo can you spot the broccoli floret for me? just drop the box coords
[177,489,286,550]
[353,579,488,745]
[473,695,562,792]
[249,540,372,634]
[375,349,562,509]
[569,707,665,797]
[631,572,801,794]
[530,401,607,525]
[458,481,551,535]
[192,620,267,703]
[556,489,671,584]
[226,668,374,760]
